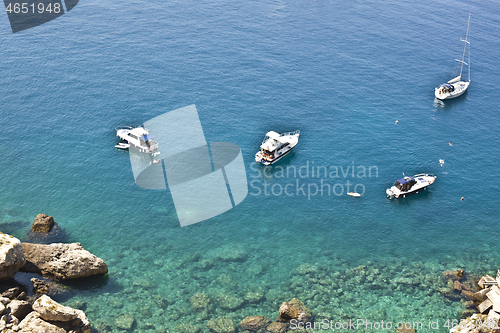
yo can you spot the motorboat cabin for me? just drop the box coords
[255,130,300,165]
[116,126,159,154]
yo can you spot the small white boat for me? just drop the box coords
[435,14,471,100]
[115,142,131,149]
[386,173,436,199]
[347,192,361,198]
[116,126,159,154]
[255,130,300,165]
[439,159,445,166]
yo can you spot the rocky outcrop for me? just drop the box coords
[19,295,91,333]
[33,295,79,321]
[31,278,50,294]
[18,312,67,333]
[278,298,311,323]
[31,214,55,233]
[20,242,108,279]
[0,233,26,280]
[440,268,480,319]
[232,298,310,333]
[6,299,32,321]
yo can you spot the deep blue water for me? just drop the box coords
[1,0,500,332]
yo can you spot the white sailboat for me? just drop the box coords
[435,14,471,100]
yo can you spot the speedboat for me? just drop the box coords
[255,130,300,165]
[116,126,159,154]
[435,14,471,100]
[386,174,436,199]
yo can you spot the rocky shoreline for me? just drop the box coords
[0,214,108,332]
[2,214,498,333]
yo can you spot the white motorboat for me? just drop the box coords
[116,126,159,154]
[435,14,471,100]
[255,130,300,165]
[386,173,436,199]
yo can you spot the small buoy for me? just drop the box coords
[461,197,465,201]
[449,142,453,146]
[347,192,361,198]
[439,159,444,166]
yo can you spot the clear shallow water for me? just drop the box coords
[1,0,500,332]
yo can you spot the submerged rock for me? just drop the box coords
[0,232,26,280]
[114,314,135,331]
[31,213,55,233]
[207,317,235,333]
[176,323,201,333]
[266,321,287,333]
[191,293,211,310]
[215,294,244,310]
[20,242,108,279]
[395,326,416,333]
[239,316,271,331]
[212,246,248,262]
[244,291,264,303]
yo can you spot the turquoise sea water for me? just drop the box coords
[1,0,500,332]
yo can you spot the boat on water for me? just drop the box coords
[255,130,300,165]
[386,174,436,199]
[347,192,361,198]
[116,126,159,154]
[115,142,130,149]
[435,14,471,100]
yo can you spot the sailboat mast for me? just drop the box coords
[467,14,471,82]
[459,15,469,79]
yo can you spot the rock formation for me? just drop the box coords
[31,214,55,233]
[0,289,90,333]
[0,233,26,280]
[235,298,311,333]
[20,242,108,279]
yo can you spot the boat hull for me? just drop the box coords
[386,174,436,199]
[435,81,470,100]
[386,186,428,199]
